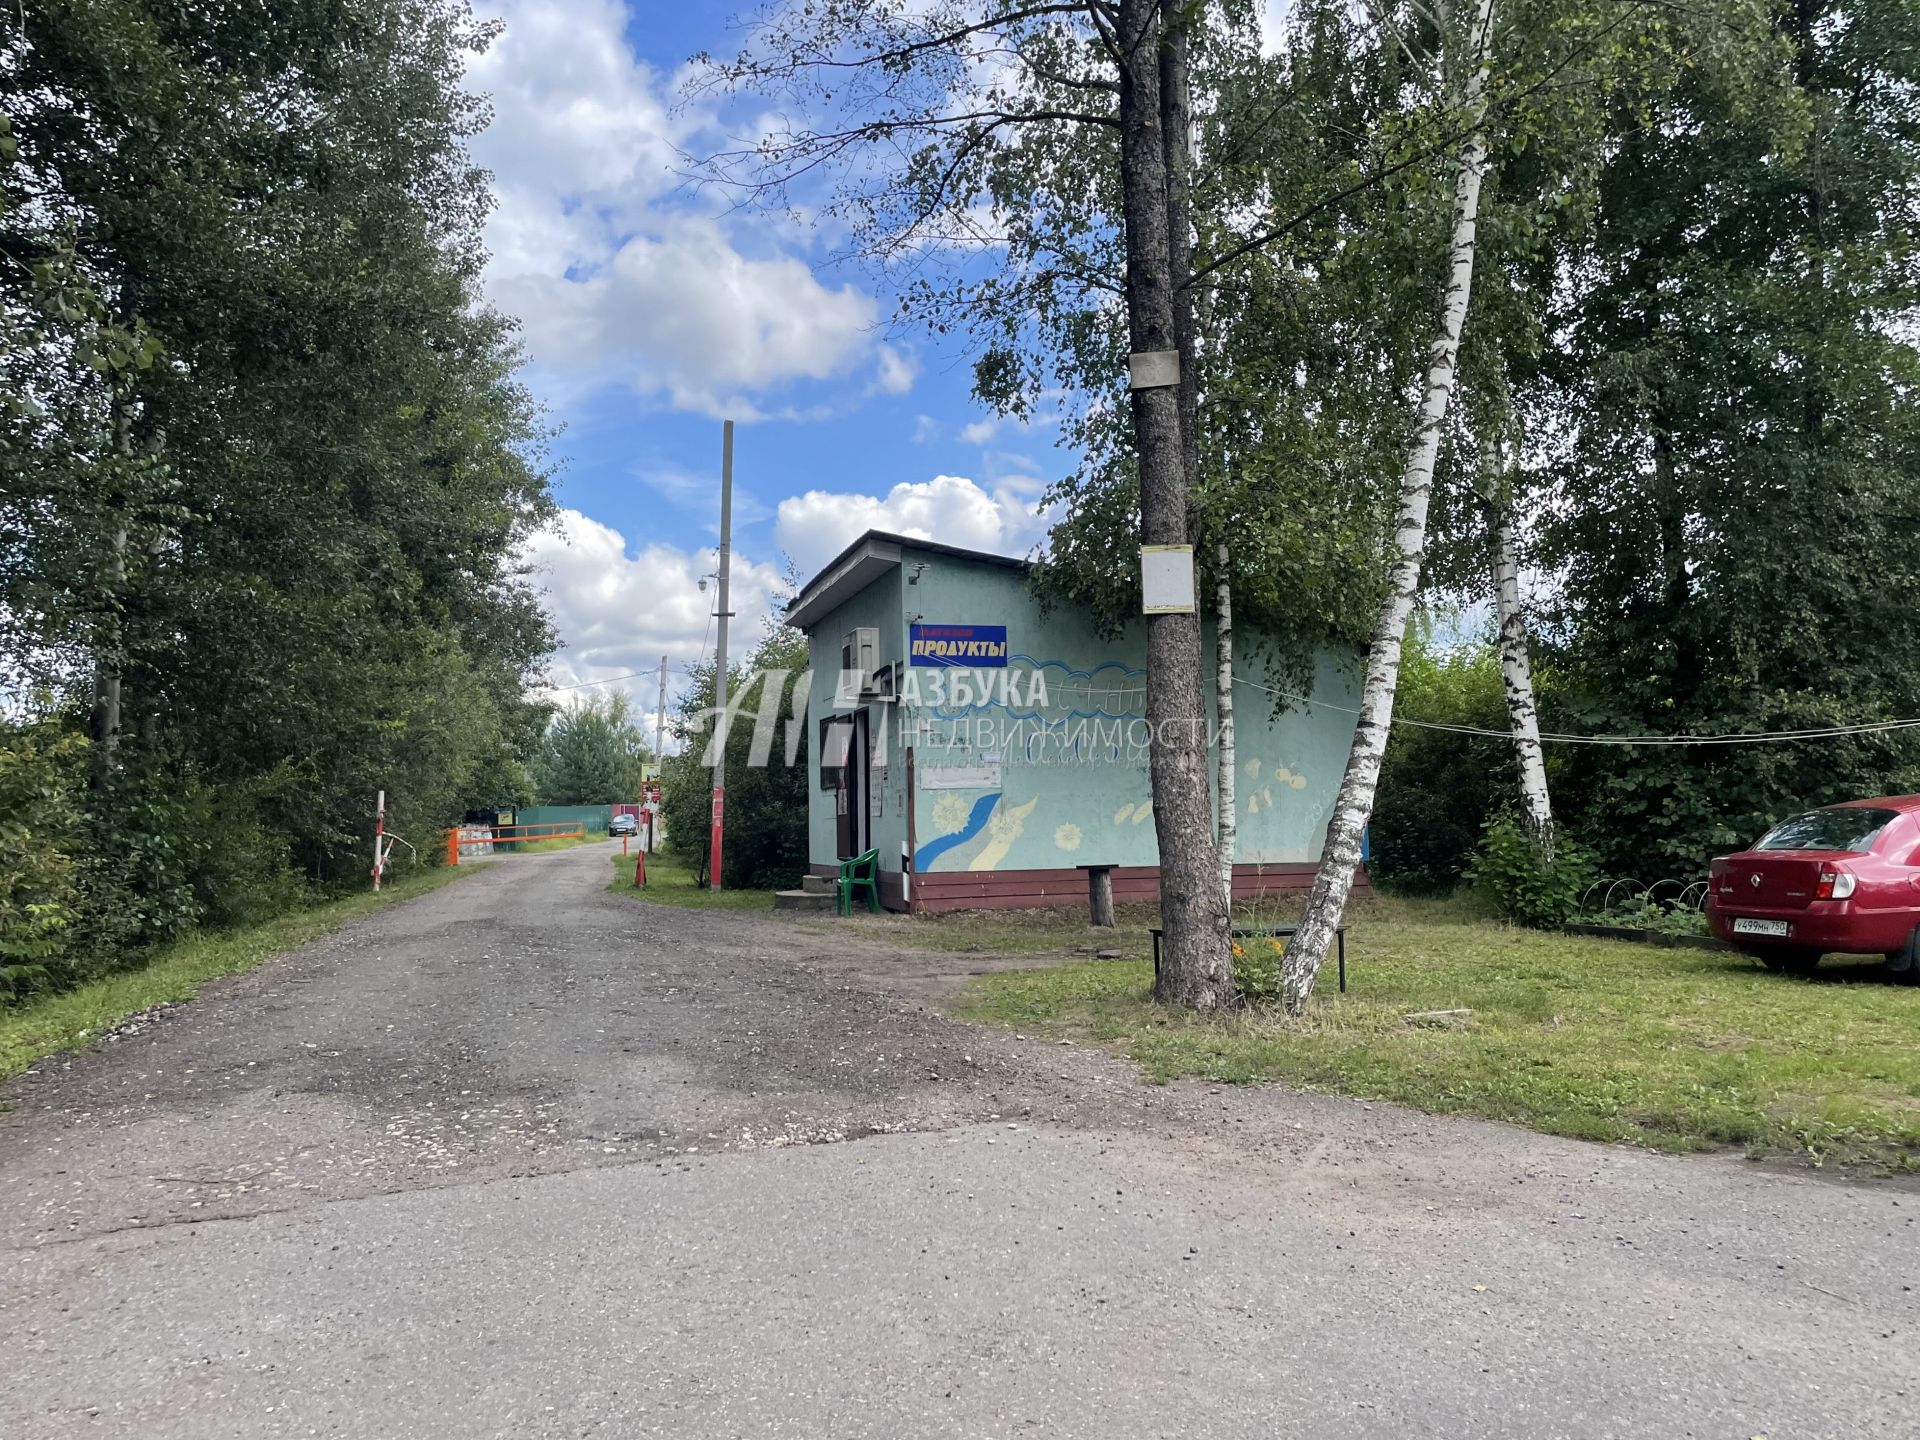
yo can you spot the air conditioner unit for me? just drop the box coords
[838,626,880,704]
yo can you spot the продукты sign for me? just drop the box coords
[910,623,1009,667]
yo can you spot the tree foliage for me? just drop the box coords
[1368,620,1512,894]
[660,628,811,892]
[1528,0,1920,874]
[535,694,650,806]
[0,0,555,995]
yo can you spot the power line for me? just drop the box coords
[548,665,1920,746]
[545,668,660,693]
[1232,675,1920,747]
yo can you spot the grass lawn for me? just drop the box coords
[1,862,470,1083]
[941,897,1920,1170]
[606,850,777,913]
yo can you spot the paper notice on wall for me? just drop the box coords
[921,760,1002,791]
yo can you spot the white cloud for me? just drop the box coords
[522,508,787,746]
[958,393,1066,450]
[634,462,773,528]
[873,344,918,396]
[466,0,906,417]
[775,475,1051,577]
[492,218,887,418]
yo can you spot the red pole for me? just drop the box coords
[709,786,725,889]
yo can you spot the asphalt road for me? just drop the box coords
[4,842,1915,1438]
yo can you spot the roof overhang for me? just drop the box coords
[785,534,903,632]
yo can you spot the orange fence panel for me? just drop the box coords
[445,824,587,864]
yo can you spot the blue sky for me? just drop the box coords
[462,0,1066,734]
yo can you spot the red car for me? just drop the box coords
[1707,796,1920,978]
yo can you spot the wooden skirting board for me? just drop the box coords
[808,861,1367,914]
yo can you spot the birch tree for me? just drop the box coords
[1480,436,1553,851]
[1215,542,1237,904]
[1279,0,1497,1014]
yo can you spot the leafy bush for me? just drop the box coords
[1606,899,1708,937]
[0,725,84,1001]
[69,763,206,975]
[1368,783,1479,895]
[1369,620,1516,896]
[662,627,810,891]
[1229,932,1290,1003]
[1465,815,1597,929]
[1574,894,1709,938]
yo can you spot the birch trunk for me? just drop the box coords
[1118,0,1231,1009]
[1215,542,1237,907]
[1280,0,1496,1014]
[1485,450,1553,853]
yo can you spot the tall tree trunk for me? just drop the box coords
[89,398,132,785]
[1483,440,1553,852]
[1280,0,1496,1014]
[1215,541,1237,907]
[1118,0,1230,1009]
[1162,41,1235,918]
[1162,15,1201,540]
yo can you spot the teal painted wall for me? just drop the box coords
[801,544,1360,878]
[804,567,910,869]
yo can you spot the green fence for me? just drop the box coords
[516,804,614,835]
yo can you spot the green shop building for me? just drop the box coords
[786,530,1365,913]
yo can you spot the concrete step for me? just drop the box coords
[799,873,837,896]
[773,889,836,914]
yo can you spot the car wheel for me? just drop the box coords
[1756,947,1824,975]
[1888,927,1920,985]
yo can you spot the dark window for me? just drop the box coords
[818,717,852,791]
[1753,808,1898,853]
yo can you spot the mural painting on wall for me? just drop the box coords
[909,654,1152,874]
[905,654,1330,873]
[1241,754,1310,815]
[910,656,1151,764]
[914,791,1043,872]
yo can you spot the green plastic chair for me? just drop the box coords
[837,848,880,916]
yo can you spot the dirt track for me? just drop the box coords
[4,841,1915,1438]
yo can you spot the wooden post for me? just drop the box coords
[1088,866,1116,928]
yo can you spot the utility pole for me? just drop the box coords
[655,654,667,764]
[372,790,386,892]
[709,421,734,889]
[651,653,668,854]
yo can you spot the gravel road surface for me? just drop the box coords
[4,841,1914,1438]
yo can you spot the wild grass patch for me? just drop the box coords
[947,898,1920,1170]
[606,851,776,912]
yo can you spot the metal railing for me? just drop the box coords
[445,823,586,864]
